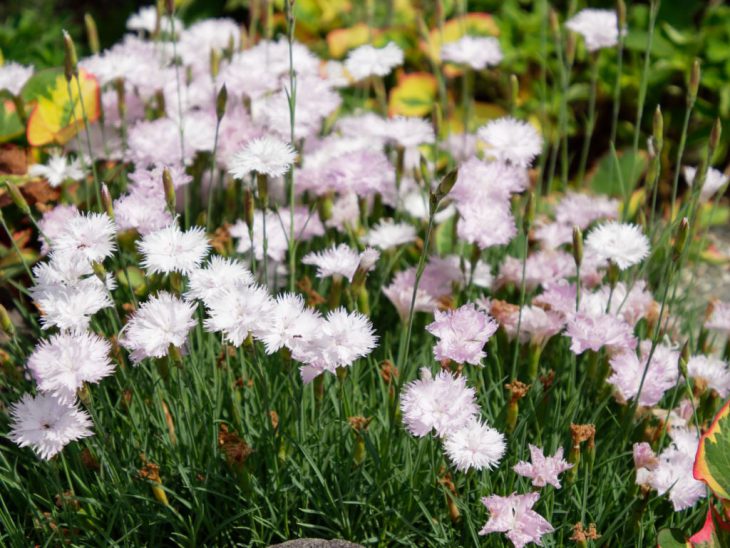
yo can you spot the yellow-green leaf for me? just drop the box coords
[694,398,730,500]
[388,72,437,117]
[26,69,100,147]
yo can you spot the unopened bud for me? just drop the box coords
[5,181,30,214]
[165,0,175,16]
[101,183,114,220]
[256,173,269,207]
[243,188,255,229]
[522,191,535,233]
[84,14,100,55]
[607,261,620,289]
[0,304,14,336]
[510,74,519,109]
[317,193,333,222]
[688,58,701,105]
[617,0,626,30]
[92,261,107,282]
[566,32,576,66]
[673,217,689,261]
[114,78,126,119]
[62,30,78,82]
[549,8,560,34]
[679,341,690,378]
[216,84,228,121]
[652,105,664,154]
[432,168,458,204]
[709,118,722,153]
[210,49,221,79]
[572,225,583,267]
[162,168,176,213]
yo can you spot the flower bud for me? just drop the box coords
[62,30,78,82]
[210,49,221,79]
[432,168,458,205]
[510,74,519,109]
[256,173,269,207]
[114,78,126,119]
[572,225,583,267]
[607,261,620,289]
[5,180,30,214]
[419,153,431,186]
[216,84,228,122]
[84,13,100,55]
[92,261,107,283]
[0,304,15,336]
[243,188,255,229]
[162,168,176,213]
[566,32,576,66]
[549,8,560,34]
[101,183,114,220]
[673,217,689,261]
[522,191,535,233]
[617,0,626,30]
[652,105,663,154]
[709,118,722,153]
[679,340,690,378]
[317,193,333,223]
[688,58,700,106]
[165,0,175,16]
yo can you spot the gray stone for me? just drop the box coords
[268,540,364,548]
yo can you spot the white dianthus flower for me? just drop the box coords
[138,224,210,275]
[477,117,543,167]
[8,393,93,460]
[585,221,650,270]
[120,292,197,363]
[27,332,114,404]
[566,9,621,52]
[345,42,404,81]
[228,136,296,179]
[440,36,503,70]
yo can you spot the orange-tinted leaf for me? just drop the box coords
[694,399,730,500]
[26,69,100,147]
[327,23,371,58]
[388,72,437,117]
[689,506,730,547]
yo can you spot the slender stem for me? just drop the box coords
[510,231,529,381]
[576,56,599,188]
[286,0,298,292]
[669,105,694,218]
[169,14,187,227]
[607,13,626,184]
[206,118,222,231]
[399,214,436,372]
[0,212,33,278]
[628,0,660,188]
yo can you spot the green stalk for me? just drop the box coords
[576,54,599,188]
[285,0,298,292]
[628,0,660,191]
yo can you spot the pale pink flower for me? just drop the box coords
[513,445,573,489]
[302,243,361,282]
[705,301,730,334]
[345,42,403,81]
[554,192,619,229]
[440,36,502,69]
[426,304,498,365]
[565,312,637,355]
[684,166,729,202]
[686,355,730,398]
[38,204,79,255]
[479,492,554,548]
[400,368,479,438]
[608,342,679,407]
[647,427,706,511]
